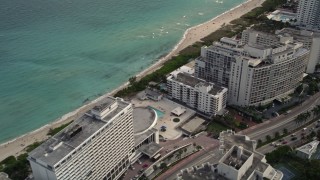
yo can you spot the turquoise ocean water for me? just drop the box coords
[0,0,245,143]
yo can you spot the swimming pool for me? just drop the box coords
[148,106,165,119]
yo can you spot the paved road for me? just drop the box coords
[166,148,222,180]
[257,121,320,154]
[155,141,220,180]
[130,93,320,179]
[241,92,320,141]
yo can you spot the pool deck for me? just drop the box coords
[131,97,196,140]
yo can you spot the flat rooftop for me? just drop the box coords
[133,107,156,135]
[178,164,228,180]
[175,73,210,87]
[181,117,206,134]
[223,146,252,170]
[245,29,279,40]
[29,97,130,167]
[92,97,115,112]
[139,142,163,158]
[277,28,320,38]
[240,154,270,180]
[219,130,256,152]
[174,73,224,95]
[296,140,319,155]
[184,61,195,69]
[134,128,157,146]
[145,89,162,98]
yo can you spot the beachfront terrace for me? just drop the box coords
[131,97,196,140]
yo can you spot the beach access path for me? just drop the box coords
[0,0,266,161]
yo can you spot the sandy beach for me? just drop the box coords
[0,0,265,161]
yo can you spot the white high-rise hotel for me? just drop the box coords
[28,97,161,180]
[196,31,309,106]
[296,0,320,30]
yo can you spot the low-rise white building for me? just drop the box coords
[295,140,319,159]
[177,130,283,180]
[145,89,163,101]
[167,69,227,116]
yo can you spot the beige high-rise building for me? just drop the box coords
[275,28,320,73]
[242,28,320,73]
[196,30,309,106]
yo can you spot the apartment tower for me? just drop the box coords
[296,0,320,30]
[196,31,309,106]
[167,68,228,116]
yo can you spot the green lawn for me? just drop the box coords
[206,121,228,133]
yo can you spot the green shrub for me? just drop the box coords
[48,121,73,136]
[173,118,180,123]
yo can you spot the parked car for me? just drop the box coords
[282,141,288,144]
[142,164,148,168]
[284,110,291,115]
[291,137,297,141]
[272,112,279,117]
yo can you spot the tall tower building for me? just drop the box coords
[28,97,135,180]
[296,0,320,30]
[275,28,320,73]
[195,31,309,106]
[195,37,242,88]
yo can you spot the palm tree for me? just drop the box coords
[294,114,304,125]
[312,106,318,119]
[266,135,271,141]
[312,105,320,118]
[304,111,311,123]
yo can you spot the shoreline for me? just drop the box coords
[0,0,265,161]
